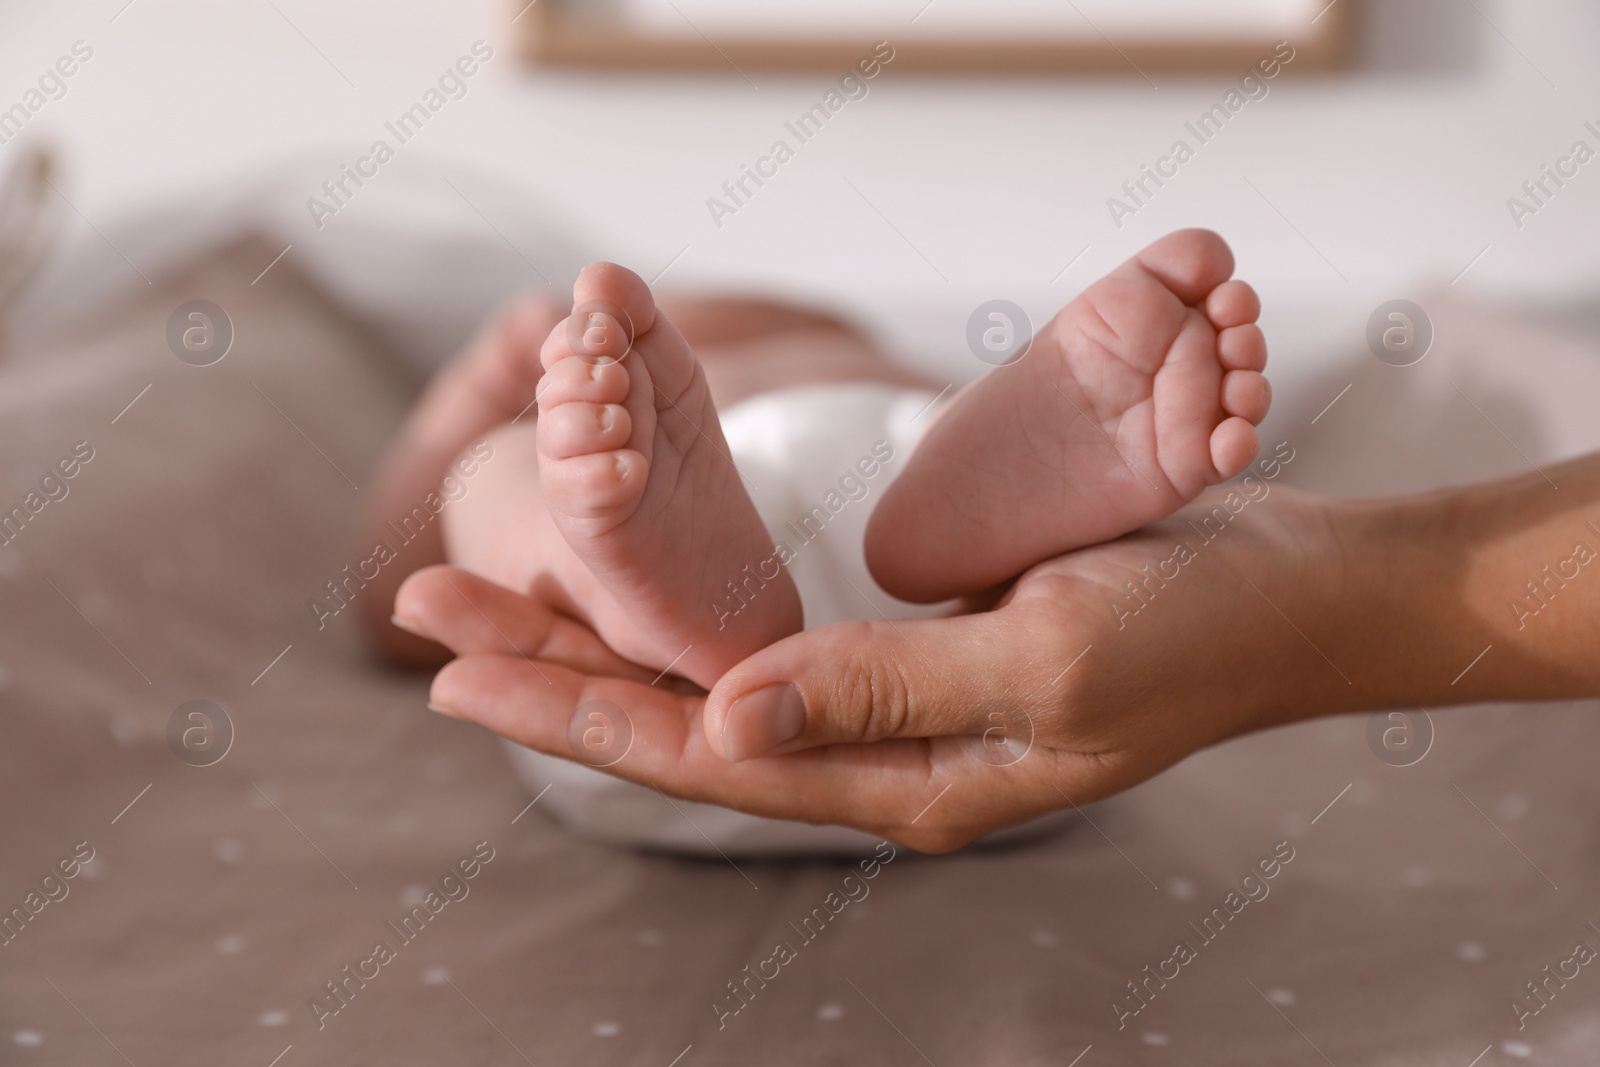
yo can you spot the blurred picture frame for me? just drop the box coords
[515,0,1353,74]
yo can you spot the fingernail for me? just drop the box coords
[391,613,422,635]
[427,701,455,717]
[722,684,806,762]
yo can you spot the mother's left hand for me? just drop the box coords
[397,564,1070,852]
[393,483,1303,851]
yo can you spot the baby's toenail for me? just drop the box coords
[598,406,614,432]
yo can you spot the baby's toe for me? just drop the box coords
[1134,229,1235,305]
[538,402,633,460]
[1218,323,1267,372]
[1205,280,1260,329]
[1221,370,1271,425]
[574,262,657,336]
[543,304,634,370]
[536,355,631,409]
[1209,417,1260,480]
[542,450,649,519]
[544,262,658,370]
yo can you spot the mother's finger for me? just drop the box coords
[395,564,656,684]
[427,652,1064,851]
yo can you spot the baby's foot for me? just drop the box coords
[536,263,802,688]
[865,229,1271,602]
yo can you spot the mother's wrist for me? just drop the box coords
[1275,480,1519,724]
[1247,487,1465,727]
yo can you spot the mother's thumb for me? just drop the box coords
[704,612,1031,762]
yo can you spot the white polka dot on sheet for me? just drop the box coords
[1502,1040,1532,1058]
[399,884,428,908]
[12,1030,42,1047]
[816,1003,844,1021]
[1456,941,1487,962]
[78,857,107,882]
[1400,865,1431,888]
[1141,1031,1169,1046]
[216,934,246,955]
[1498,793,1531,821]
[1165,877,1197,901]
[1031,929,1058,949]
[592,1021,620,1037]
[213,838,245,864]
[1265,987,1296,1006]
[636,929,662,947]
[421,966,450,986]
[109,714,141,747]
[258,1010,288,1027]
[79,588,114,623]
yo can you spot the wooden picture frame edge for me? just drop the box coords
[515,1,1353,74]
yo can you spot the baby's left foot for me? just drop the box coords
[866,229,1271,602]
[535,263,803,689]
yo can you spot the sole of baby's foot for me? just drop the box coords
[535,262,803,689]
[865,228,1272,603]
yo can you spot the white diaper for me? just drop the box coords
[503,382,952,855]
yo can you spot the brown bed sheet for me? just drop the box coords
[2,237,1599,1065]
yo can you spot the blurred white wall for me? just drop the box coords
[1,0,1597,390]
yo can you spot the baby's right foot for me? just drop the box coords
[535,264,803,689]
[866,229,1271,602]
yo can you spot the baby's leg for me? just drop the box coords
[658,295,939,408]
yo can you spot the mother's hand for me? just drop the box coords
[396,486,1358,850]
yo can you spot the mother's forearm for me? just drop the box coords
[1293,453,1600,721]
[1446,452,1600,699]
